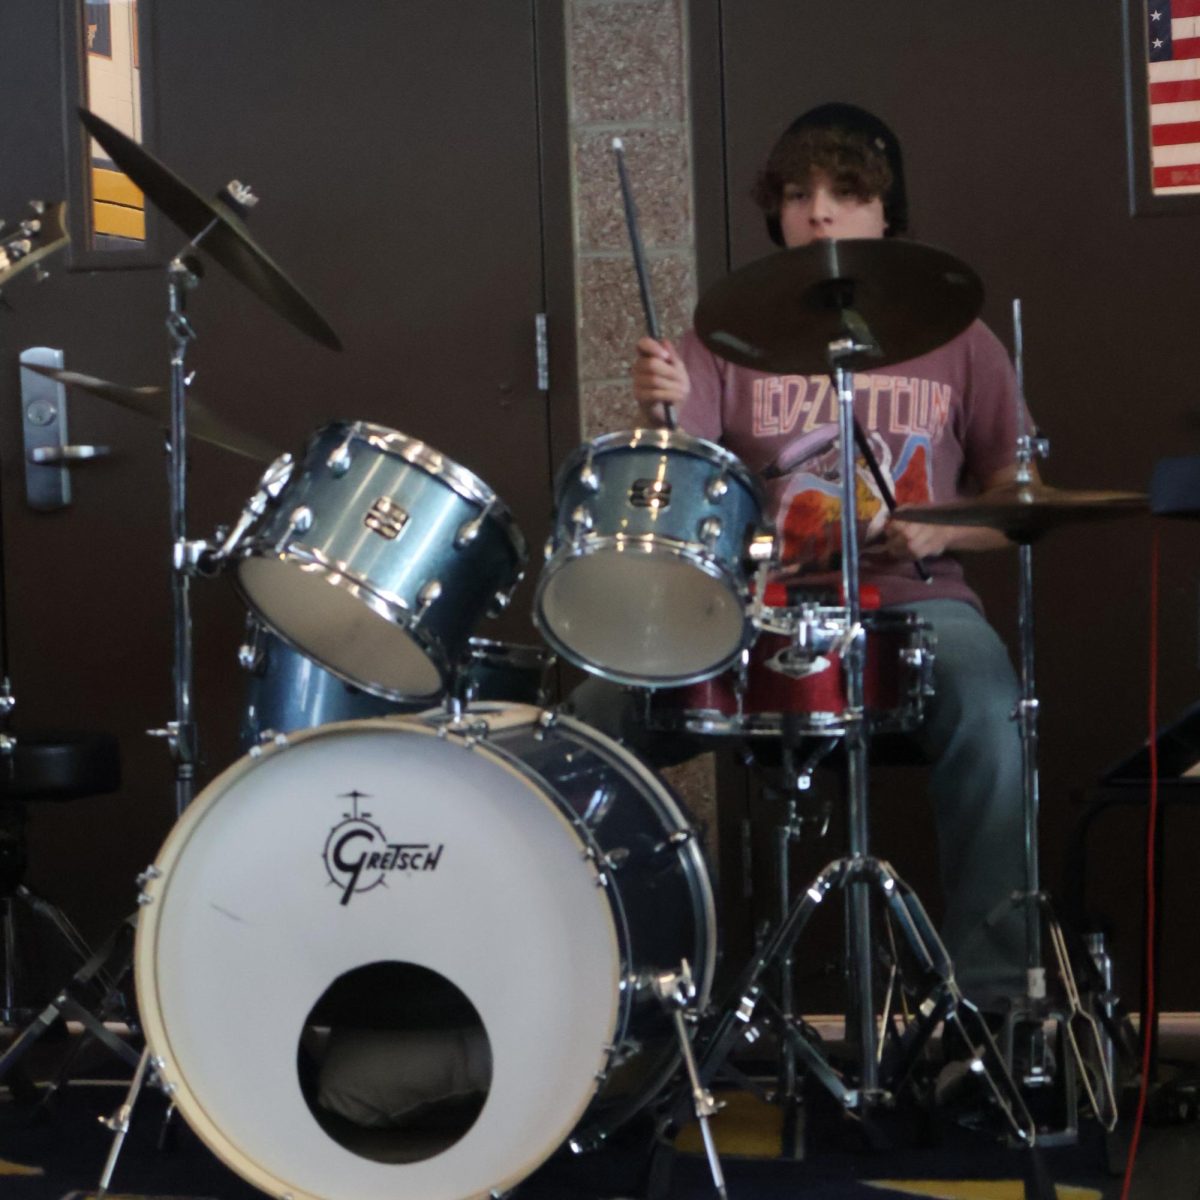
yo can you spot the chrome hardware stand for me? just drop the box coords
[96,1045,156,1199]
[979,300,1119,1140]
[159,251,204,818]
[682,855,1037,1145]
[94,230,227,1192]
[652,962,727,1200]
[667,319,1037,1151]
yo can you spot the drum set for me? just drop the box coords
[3,108,1142,1200]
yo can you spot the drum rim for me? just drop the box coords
[234,551,451,702]
[134,711,628,1200]
[555,428,765,507]
[534,538,755,688]
[316,420,529,562]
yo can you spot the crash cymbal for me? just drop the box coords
[893,481,1148,542]
[22,364,280,463]
[694,238,983,374]
[78,108,342,352]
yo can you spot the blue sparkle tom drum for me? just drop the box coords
[535,430,766,687]
[233,422,527,704]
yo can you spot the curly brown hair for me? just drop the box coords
[752,125,893,217]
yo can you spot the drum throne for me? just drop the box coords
[0,730,138,1097]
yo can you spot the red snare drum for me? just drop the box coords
[648,607,935,737]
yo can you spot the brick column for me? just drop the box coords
[564,0,718,861]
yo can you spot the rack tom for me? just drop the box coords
[233,422,526,703]
[535,430,766,688]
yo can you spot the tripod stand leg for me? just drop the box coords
[96,1045,154,1199]
[0,914,137,1082]
[652,964,728,1200]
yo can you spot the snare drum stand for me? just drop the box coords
[666,322,1038,1168]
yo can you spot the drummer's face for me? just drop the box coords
[778,171,887,247]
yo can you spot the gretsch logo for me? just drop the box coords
[323,791,444,906]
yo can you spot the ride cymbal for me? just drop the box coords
[694,238,983,375]
[22,364,280,463]
[78,108,342,352]
[894,481,1148,542]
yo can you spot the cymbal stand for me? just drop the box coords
[987,301,1118,1139]
[153,250,205,818]
[95,235,225,1196]
[661,317,1037,1150]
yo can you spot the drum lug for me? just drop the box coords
[534,709,558,739]
[487,578,518,617]
[411,579,443,624]
[542,533,556,562]
[705,471,729,502]
[326,435,354,477]
[579,450,601,493]
[136,864,161,887]
[275,505,313,551]
[603,846,630,871]
[603,1036,642,1067]
[698,515,722,549]
[237,614,268,674]
[455,513,484,548]
[654,828,695,854]
[569,504,593,544]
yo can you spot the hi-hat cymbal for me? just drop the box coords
[78,108,342,352]
[694,238,983,374]
[894,481,1148,542]
[22,363,280,463]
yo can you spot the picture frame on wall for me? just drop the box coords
[1124,0,1200,214]
[85,0,112,58]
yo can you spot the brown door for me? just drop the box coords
[0,2,574,939]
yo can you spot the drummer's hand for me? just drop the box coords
[632,337,689,425]
[882,516,950,562]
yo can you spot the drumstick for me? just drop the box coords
[613,138,677,431]
[853,419,932,584]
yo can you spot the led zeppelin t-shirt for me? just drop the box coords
[671,319,1025,611]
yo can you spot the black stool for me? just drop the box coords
[0,731,140,1086]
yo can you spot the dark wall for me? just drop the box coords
[691,0,1200,1008]
[0,2,576,951]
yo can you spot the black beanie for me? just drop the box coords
[763,102,908,246]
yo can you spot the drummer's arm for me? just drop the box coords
[882,462,1040,560]
[632,336,690,425]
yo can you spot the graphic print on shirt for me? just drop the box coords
[750,371,952,572]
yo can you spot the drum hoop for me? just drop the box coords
[543,531,747,581]
[531,613,751,691]
[754,605,935,638]
[556,428,764,507]
[234,550,451,701]
[135,711,625,1200]
[534,536,753,687]
[317,421,528,561]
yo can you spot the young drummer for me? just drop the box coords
[630,103,1032,1013]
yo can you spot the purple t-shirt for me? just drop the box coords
[672,319,1024,610]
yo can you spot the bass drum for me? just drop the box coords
[135,705,715,1200]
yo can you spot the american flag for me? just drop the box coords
[1148,1,1200,193]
